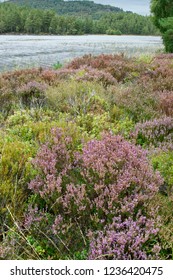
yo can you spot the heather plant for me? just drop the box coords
[158,90,173,117]
[17,81,47,109]
[140,55,173,92]
[0,87,17,116]
[4,129,162,259]
[67,54,145,83]
[0,68,62,107]
[1,68,43,91]
[88,216,160,260]
[48,67,117,87]
[107,84,159,121]
[40,69,63,85]
[132,117,173,149]
[75,67,117,86]
[50,68,78,82]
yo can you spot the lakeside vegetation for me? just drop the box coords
[0,53,173,259]
[0,0,172,261]
[0,2,159,35]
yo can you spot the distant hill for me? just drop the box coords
[0,1,159,35]
[7,0,123,17]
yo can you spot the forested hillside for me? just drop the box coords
[0,2,159,35]
[7,0,123,18]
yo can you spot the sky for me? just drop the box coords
[93,1,151,15]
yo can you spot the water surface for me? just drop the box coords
[0,35,163,72]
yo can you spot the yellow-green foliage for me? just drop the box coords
[46,80,108,115]
[5,111,88,148]
[152,151,173,196]
[149,194,173,259]
[76,112,134,139]
[150,151,173,259]
[0,135,36,228]
[76,113,112,138]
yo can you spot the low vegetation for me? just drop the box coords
[0,53,172,260]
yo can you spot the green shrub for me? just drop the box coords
[152,151,173,196]
[0,87,18,116]
[148,194,173,260]
[46,80,108,115]
[106,29,122,35]
[0,137,36,233]
[17,81,47,109]
[163,29,173,53]
[106,85,159,121]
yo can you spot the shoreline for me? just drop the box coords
[0,33,161,37]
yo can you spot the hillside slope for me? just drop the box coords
[7,0,123,17]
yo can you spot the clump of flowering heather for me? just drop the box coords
[1,68,43,89]
[76,66,117,86]
[40,69,64,85]
[23,129,162,259]
[140,55,173,92]
[88,216,160,260]
[67,54,145,83]
[132,117,173,150]
[17,81,47,108]
[53,67,117,86]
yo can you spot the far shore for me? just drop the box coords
[0,33,161,37]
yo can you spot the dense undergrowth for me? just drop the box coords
[0,54,172,260]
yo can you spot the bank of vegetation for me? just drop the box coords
[0,2,159,35]
[0,53,172,259]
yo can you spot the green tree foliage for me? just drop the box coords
[8,0,123,17]
[0,2,159,35]
[151,0,173,52]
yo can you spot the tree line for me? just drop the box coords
[0,3,159,35]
